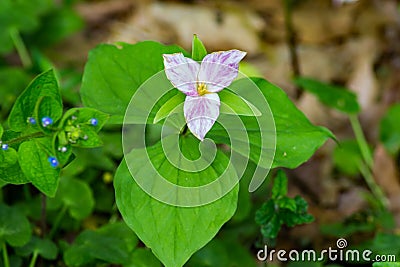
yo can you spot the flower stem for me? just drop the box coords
[6,132,45,146]
[49,205,67,239]
[350,114,388,208]
[349,115,373,169]
[359,162,388,209]
[2,243,9,267]
[9,27,32,69]
[28,251,38,267]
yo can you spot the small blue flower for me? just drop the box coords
[41,117,53,127]
[48,156,58,168]
[28,117,36,125]
[1,144,8,151]
[90,118,98,126]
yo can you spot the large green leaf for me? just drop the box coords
[0,204,31,247]
[81,41,187,123]
[380,104,400,155]
[294,77,360,114]
[208,78,333,169]
[8,69,62,132]
[18,137,60,196]
[114,135,239,267]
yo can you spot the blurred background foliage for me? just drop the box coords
[1,0,400,266]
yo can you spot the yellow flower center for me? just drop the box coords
[197,82,209,96]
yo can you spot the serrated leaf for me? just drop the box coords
[255,199,275,225]
[380,104,400,155]
[18,137,60,197]
[191,34,207,61]
[16,237,57,259]
[277,197,297,212]
[219,89,261,116]
[272,170,288,199]
[114,136,239,267]
[8,70,61,132]
[81,42,188,123]
[260,214,281,239]
[294,77,360,114]
[48,176,94,220]
[0,203,31,247]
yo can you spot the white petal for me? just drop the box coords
[198,50,246,93]
[184,93,220,141]
[163,53,200,96]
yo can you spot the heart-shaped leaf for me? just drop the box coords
[81,42,187,123]
[0,204,31,247]
[114,136,239,267]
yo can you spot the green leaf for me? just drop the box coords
[333,139,363,176]
[255,78,334,168]
[255,199,275,225]
[0,147,18,168]
[73,125,103,148]
[276,196,296,212]
[260,214,281,239]
[124,248,162,267]
[380,104,400,155]
[47,177,94,220]
[219,89,261,116]
[64,223,135,266]
[0,124,3,138]
[18,137,60,197]
[272,170,288,199]
[81,41,187,123]
[35,95,63,133]
[16,237,57,259]
[61,108,109,133]
[191,34,207,61]
[0,204,31,247]
[373,263,400,267]
[0,161,29,184]
[153,93,185,123]
[294,77,360,114]
[8,69,62,132]
[96,222,139,252]
[114,136,239,267]
[208,78,334,169]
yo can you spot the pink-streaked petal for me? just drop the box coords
[163,53,200,96]
[184,93,220,141]
[198,50,246,93]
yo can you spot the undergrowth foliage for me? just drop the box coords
[0,34,399,267]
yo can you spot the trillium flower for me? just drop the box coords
[163,50,246,141]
